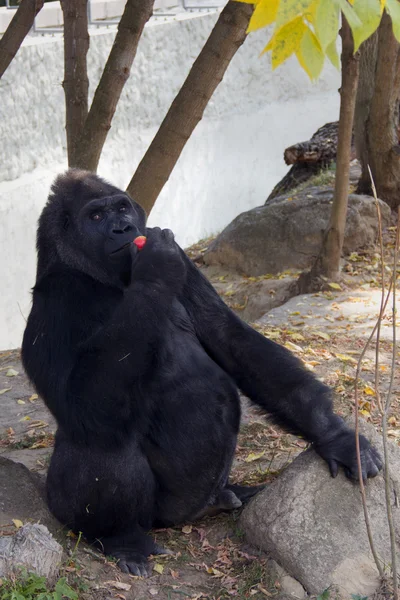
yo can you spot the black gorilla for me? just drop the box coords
[22,170,382,575]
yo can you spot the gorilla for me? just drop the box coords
[22,170,382,576]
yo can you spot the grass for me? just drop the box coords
[0,570,78,600]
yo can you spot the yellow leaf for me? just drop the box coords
[153,563,164,575]
[245,451,266,462]
[182,525,192,534]
[247,0,279,32]
[315,0,340,51]
[364,385,375,396]
[29,394,38,402]
[360,409,371,417]
[328,282,342,290]
[16,399,25,405]
[297,28,324,80]
[12,519,23,529]
[386,0,400,41]
[275,0,314,29]
[0,388,11,395]
[265,16,307,68]
[206,567,224,577]
[313,331,331,341]
[19,416,31,422]
[335,353,358,364]
[290,333,305,341]
[351,0,383,52]
[285,341,303,353]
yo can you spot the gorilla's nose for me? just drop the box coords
[112,224,133,235]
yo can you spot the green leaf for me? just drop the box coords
[386,0,400,42]
[297,28,325,79]
[247,0,279,32]
[54,578,78,600]
[351,0,382,51]
[333,0,362,29]
[315,0,340,50]
[326,39,340,68]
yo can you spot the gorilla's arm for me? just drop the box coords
[178,253,382,480]
[22,271,168,447]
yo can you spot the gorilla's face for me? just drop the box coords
[76,193,144,282]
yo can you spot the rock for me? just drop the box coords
[0,523,63,584]
[204,190,391,276]
[270,561,306,599]
[240,419,397,597]
[0,457,60,537]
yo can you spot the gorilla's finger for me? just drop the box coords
[328,459,338,478]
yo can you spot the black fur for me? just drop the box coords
[22,170,382,576]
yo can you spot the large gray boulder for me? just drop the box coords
[240,420,398,597]
[0,457,60,537]
[204,190,391,276]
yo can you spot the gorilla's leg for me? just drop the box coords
[47,433,158,576]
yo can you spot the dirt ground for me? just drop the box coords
[1,227,399,599]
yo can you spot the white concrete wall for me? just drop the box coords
[0,11,340,349]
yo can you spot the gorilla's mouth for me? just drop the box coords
[110,242,132,255]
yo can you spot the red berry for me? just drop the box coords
[133,236,147,250]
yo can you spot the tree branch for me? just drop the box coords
[126,0,254,215]
[0,0,44,80]
[73,0,155,172]
[60,0,90,167]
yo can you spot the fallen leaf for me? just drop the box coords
[16,399,25,405]
[29,394,38,402]
[6,369,19,377]
[335,353,358,364]
[0,388,11,395]
[284,341,303,353]
[245,451,265,463]
[12,519,23,529]
[19,416,31,422]
[312,331,331,341]
[104,581,131,591]
[328,282,342,290]
[153,563,164,574]
[364,385,375,396]
[182,525,192,534]
[206,567,224,577]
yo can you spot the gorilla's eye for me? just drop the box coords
[91,213,102,221]
[119,206,127,212]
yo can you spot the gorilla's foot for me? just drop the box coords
[101,529,166,576]
[225,483,265,504]
[112,550,150,577]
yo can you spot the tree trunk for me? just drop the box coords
[73,0,155,172]
[126,1,254,215]
[296,17,360,293]
[60,0,89,168]
[0,0,44,80]
[361,11,400,210]
[354,32,378,195]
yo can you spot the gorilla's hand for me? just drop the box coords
[314,428,382,481]
[131,227,186,292]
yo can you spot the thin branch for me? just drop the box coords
[0,0,44,80]
[369,165,384,414]
[382,207,400,599]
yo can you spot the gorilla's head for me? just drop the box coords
[37,170,147,286]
